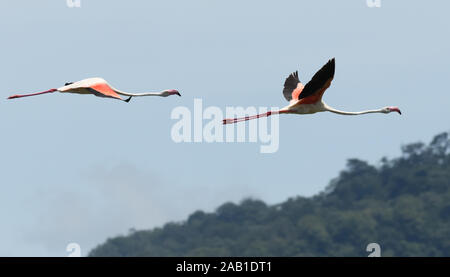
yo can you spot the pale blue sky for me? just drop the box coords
[0,0,449,256]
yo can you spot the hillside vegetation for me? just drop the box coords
[90,132,450,257]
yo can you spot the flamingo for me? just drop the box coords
[223,58,401,124]
[7,77,181,102]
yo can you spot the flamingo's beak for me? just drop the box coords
[176,91,181,97]
[389,106,401,115]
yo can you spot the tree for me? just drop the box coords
[89,132,450,257]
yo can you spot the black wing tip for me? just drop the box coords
[326,57,336,77]
[284,70,300,85]
[328,57,335,67]
[282,70,301,101]
[283,70,300,85]
[324,58,335,70]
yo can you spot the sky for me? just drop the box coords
[0,0,449,256]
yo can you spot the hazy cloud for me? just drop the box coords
[21,162,259,256]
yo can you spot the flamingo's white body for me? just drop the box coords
[8,77,181,102]
[223,58,401,124]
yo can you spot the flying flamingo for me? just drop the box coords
[7,77,181,102]
[223,58,401,124]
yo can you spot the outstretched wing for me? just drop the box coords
[282,71,304,101]
[87,82,124,100]
[60,78,126,101]
[298,58,335,102]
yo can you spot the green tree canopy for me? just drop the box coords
[89,132,450,257]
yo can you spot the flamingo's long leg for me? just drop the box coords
[223,111,280,125]
[7,88,57,100]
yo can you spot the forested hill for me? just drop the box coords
[89,132,450,257]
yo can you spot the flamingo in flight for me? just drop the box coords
[7,77,180,102]
[223,58,401,124]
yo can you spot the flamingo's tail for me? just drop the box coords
[223,111,280,125]
[7,88,57,100]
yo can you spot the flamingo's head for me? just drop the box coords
[162,89,181,97]
[383,106,401,115]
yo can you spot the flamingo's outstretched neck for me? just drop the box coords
[7,88,57,100]
[223,110,281,125]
